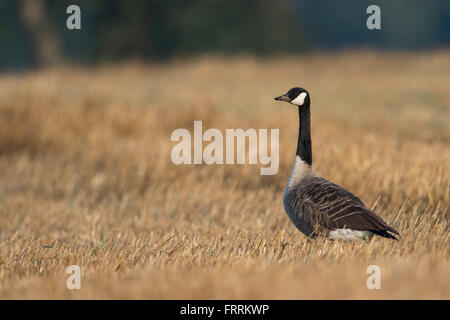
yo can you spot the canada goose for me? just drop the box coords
[275,87,399,240]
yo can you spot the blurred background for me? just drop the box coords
[0,0,449,299]
[1,0,450,70]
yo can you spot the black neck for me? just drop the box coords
[296,101,312,165]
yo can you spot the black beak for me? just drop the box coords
[274,94,290,102]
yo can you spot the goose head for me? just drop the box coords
[275,87,310,107]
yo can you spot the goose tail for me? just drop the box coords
[371,226,400,240]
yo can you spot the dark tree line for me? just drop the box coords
[0,0,449,71]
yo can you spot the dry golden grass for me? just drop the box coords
[0,50,449,299]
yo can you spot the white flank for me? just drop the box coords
[329,228,372,241]
[290,92,307,106]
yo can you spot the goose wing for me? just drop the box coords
[293,177,399,238]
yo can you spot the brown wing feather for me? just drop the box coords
[292,177,399,237]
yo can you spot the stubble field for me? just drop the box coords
[0,50,448,299]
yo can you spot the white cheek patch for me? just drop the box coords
[291,92,307,106]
